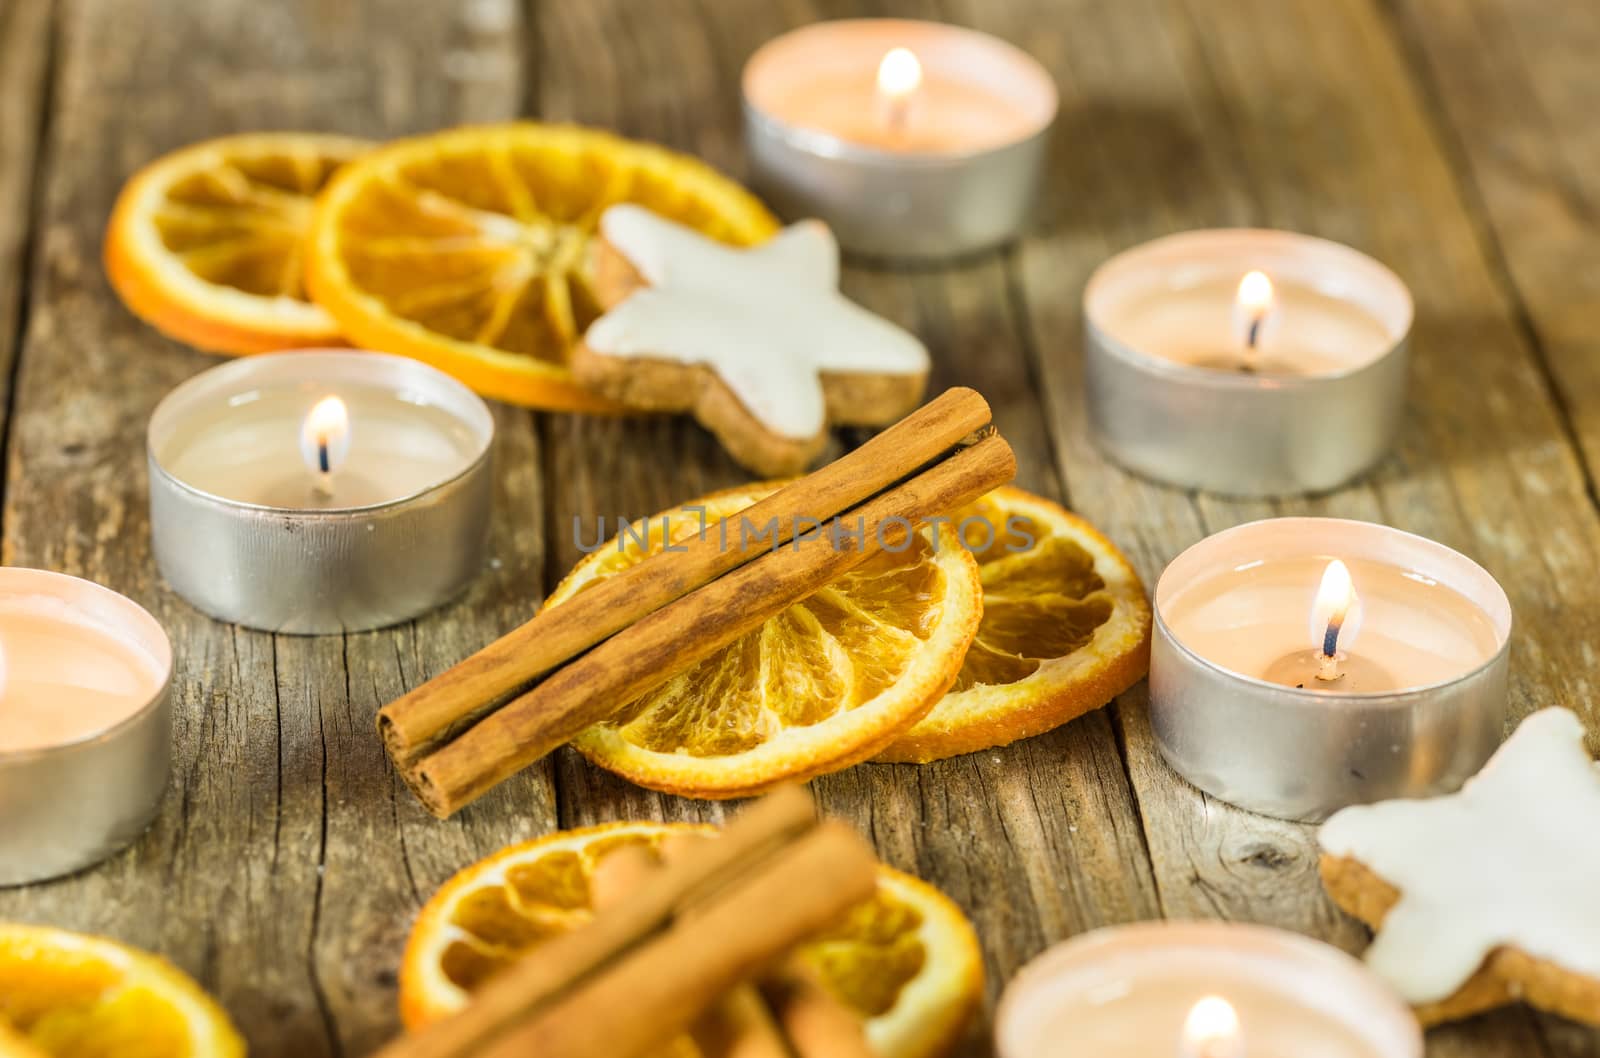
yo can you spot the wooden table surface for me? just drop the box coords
[3,0,1598,1054]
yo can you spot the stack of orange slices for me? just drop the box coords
[545,484,1151,797]
[106,125,776,410]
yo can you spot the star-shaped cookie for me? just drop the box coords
[1318,707,1600,1026]
[572,205,929,476]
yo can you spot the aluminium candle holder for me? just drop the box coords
[1149,518,1511,821]
[1083,230,1414,496]
[741,19,1058,259]
[147,351,495,635]
[0,569,173,886]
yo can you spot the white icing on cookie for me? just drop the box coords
[1319,708,1600,1003]
[585,205,929,441]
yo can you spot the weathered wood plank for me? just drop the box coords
[963,0,1600,1052]
[5,1,1595,1057]
[0,0,52,519]
[534,6,1160,1054]
[0,1,551,1055]
[1389,0,1600,494]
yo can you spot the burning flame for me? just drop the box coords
[299,395,352,494]
[1309,558,1364,658]
[1181,996,1242,1058]
[1233,270,1277,352]
[1237,271,1273,314]
[0,639,7,702]
[877,47,922,101]
[876,47,922,132]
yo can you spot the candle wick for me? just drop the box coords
[1322,615,1343,659]
[1316,615,1345,681]
[1238,314,1264,373]
[314,437,335,499]
[883,97,910,135]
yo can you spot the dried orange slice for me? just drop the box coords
[0,923,244,1058]
[105,132,369,354]
[305,123,779,411]
[878,486,1151,763]
[543,485,982,797]
[399,822,983,1058]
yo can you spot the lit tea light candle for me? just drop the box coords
[1151,518,1512,820]
[994,922,1421,1058]
[1083,230,1413,495]
[0,568,172,886]
[148,350,495,634]
[743,19,1058,258]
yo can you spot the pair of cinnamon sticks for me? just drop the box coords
[592,828,875,1058]
[379,388,1015,816]
[374,788,879,1058]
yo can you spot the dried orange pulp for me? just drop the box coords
[542,484,983,798]
[306,123,779,411]
[105,132,369,354]
[398,822,983,1058]
[0,924,243,1058]
[878,486,1151,763]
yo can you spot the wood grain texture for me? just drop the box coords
[1387,2,1600,1051]
[954,0,1600,1053]
[0,0,52,500]
[0,1,552,1056]
[1,0,1597,1056]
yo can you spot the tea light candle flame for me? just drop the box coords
[1179,995,1242,1058]
[1233,270,1276,363]
[876,47,922,133]
[299,395,352,498]
[1310,558,1364,681]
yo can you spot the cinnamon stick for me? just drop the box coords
[408,432,1017,817]
[651,833,875,1058]
[379,387,992,767]
[593,844,791,1058]
[371,788,817,1058]
[477,821,878,1058]
[690,991,797,1058]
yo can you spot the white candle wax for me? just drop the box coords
[1163,555,1500,693]
[1107,276,1393,375]
[1085,229,1412,378]
[743,19,1055,156]
[996,924,1421,1058]
[1009,977,1375,1058]
[156,377,483,509]
[0,582,166,754]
